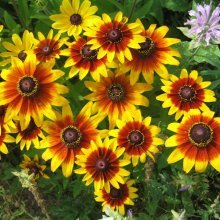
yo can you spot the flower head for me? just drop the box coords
[41,103,102,177]
[84,12,145,63]
[0,55,69,130]
[166,110,220,173]
[156,69,216,121]
[121,20,181,84]
[75,137,130,192]
[110,110,163,166]
[184,2,220,46]
[34,29,67,62]
[95,179,138,215]
[62,36,108,81]
[84,72,152,129]
[50,0,100,36]
[20,154,49,179]
[0,30,35,66]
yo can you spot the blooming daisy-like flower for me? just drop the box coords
[110,110,163,166]
[34,29,68,62]
[20,154,49,179]
[62,36,108,81]
[84,72,152,129]
[166,110,220,173]
[84,12,146,63]
[50,0,100,36]
[121,20,181,84]
[41,103,102,177]
[0,30,35,66]
[16,118,45,150]
[156,69,216,121]
[75,137,130,192]
[184,2,220,46]
[0,55,69,130]
[0,125,15,154]
[95,179,138,215]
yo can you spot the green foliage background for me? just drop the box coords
[0,0,220,219]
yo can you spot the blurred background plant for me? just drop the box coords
[0,0,220,219]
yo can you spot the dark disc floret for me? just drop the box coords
[70,14,82,25]
[107,83,125,102]
[96,159,109,171]
[18,76,39,97]
[107,29,123,43]
[128,130,144,145]
[81,45,97,60]
[179,85,196,102]
[138,37,155,57]
[109,187,123,199]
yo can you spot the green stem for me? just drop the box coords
[186,46,201,64]
[128,0,138,21]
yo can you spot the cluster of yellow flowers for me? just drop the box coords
[0,0,219,215]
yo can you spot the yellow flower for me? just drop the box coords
[156,69,216,121]
[75,137,130,192]
[109,110,163,166]
[20,154,49,179]
[95,179,138,215]
[50,0,100,36]
[0,30,35,66]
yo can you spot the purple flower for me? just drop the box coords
[184,1,220,45]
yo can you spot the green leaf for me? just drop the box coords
[160,0,190,12]
[17,0,30,27]
[105,0,125,12]
[133,0,154,20]
[3,11,18,31]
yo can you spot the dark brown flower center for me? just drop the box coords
[179,85,196,102]
[128,130,144,145]
[21,118,38,137]
[61,126,82,148]
[138,37,155,57]
[189,123,213,147]
[70,14,82,25]
[81,45,97,60]
[107,83,124,102]
[96,159,109,171]
[110,187,123,199]
[18,51,27,61]
[28,165,40,175]
[42,45,53,55]
[107,29,123,43]
[18,76,39,97]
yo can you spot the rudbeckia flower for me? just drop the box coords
[62,36,108,81]
[84,12,145,63]
[41,103,102,177]
[0,125,15,154]
[0,30,35,66]
[34,29,68,62]
[95,179,138,215]
[84,72,152,129]
[156,69,216,121]
[75,137,130,192]
[50,0,100,36]
[110,110,163,166]
[16,118,45,150]
[20,154,49,179]
[121,20,181,84]
[166,110,220,173]
[0,55,69,130]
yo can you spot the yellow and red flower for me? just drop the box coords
[41,103,102,177]
[62,36,108,81]
[0,30,35,66]
[84,72,152,129]
[20,154,49,179]
[166,110,220,173]
[16,118,45,150]
[0,55,69,130]
[75,137,130,192]
[34,29,67,62]
[0,125,15,154]
[110,110,163,166]
[95,179,138,215]
[156,69,216,121]
[121,20,181,84]
[50,0,100,36]
[84,12,145,63]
